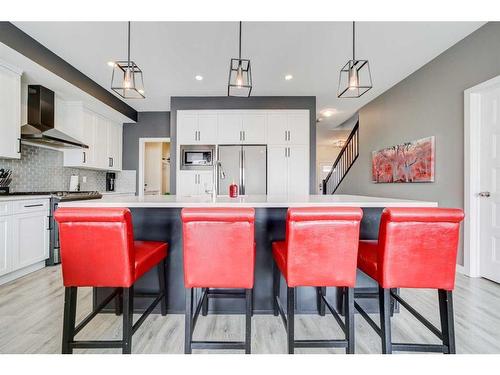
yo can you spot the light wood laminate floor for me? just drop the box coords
[0,266,499,354]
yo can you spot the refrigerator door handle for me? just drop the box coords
[241,148,246,195]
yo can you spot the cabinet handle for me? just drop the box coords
[243,131,246,141]
[83,151,86,163]
[111,157,114,167]
[198,131,201,141]
[239,131,242,142]
[284,131,287,141]
[18,138,22,154]
[24,203,43,208]
[288,131,290,141]
[47,215,52,230]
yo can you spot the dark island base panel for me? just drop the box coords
[94,207,388,315]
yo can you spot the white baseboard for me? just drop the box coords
[0,261,46,286]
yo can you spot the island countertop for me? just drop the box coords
[58,194,438,208]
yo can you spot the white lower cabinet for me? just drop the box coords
[0,199,50,285]
[177,171,214,196]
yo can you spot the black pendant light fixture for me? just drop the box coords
[111,21,146,99]
[337,21,372,98]
[227,21,252,97]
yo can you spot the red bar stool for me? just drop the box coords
[272,207,363,354]
[55,208,168,354]
[355,207,464,354]
[181,208,255,354]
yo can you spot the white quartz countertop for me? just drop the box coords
[58,194,438,208]
[0,194,52,202]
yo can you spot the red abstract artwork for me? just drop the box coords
[372,136,435,183]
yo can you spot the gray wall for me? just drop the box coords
[337,22,500,265]
[123,112,171,193]
[170,96,317,194]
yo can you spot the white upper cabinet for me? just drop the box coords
[267,111,309,145]
[217,113,242,144]
[177,112,218,145]
[63,104,123,171]
[0,62,22,159]
[241,113,267,144]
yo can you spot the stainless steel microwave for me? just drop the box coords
[180,145,215,170]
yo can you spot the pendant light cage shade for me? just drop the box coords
[227,58,252,97]
[337,59,372,98]
[111,61,146,99]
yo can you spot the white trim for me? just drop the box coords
[463,74,500,278]
[138,137,171,197]
[0,261,45,286]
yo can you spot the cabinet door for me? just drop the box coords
[287,112,309,145]
[0,216,12,276]
[106,121,122,171]
[218,113,242,144]
[287,145,309,195]
[177,113,198,144]
[94,115,109,169]
[177,171,199,196]
[13,212,49,270]
[81,110,96,166]
[267,113,288,145]
[242,113,267,144]
[198,114,218,144]
[115,124,123,170]
[198,171,214,196]
[0,65,21,159]
[267,146,288,195]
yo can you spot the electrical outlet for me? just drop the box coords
[82,176,87,183]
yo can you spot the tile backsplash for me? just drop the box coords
[0,144,132,192]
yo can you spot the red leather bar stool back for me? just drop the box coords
[272,207,363,354]
[181,207,255,354]
[356,207,465,354]
[55,208,168,354]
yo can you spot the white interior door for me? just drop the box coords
[144,142,162,195]
[479,88,500,283]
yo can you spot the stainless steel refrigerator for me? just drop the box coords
[217,145,267,195]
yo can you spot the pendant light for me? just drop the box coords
[111,21,146,99]
[338,21,372,98]
[228,21,252,97]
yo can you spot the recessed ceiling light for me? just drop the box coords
[285,74,293,81]
[195,75,203,81]
[320,109,337,118]
[107,61,115,67]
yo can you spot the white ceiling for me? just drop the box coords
[14,21,485,128]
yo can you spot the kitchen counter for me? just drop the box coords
[0,194,51,201]
[69,194,437,316]
[59,194,437,208]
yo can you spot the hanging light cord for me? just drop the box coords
[352,21,355,61]
[127,21,131,70]
[238,21,242,60]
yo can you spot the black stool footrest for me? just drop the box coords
[294,339,348,349]
[191,341,246,350]
[392,343,445,353]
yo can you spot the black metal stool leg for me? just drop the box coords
[345,287,355,354]
[184,288,193,354]
[379,286,392,354]
[245,289,252,354]
[158,260,167,316]
[287,287,295,354]
[438,289,456,354]
[273,262,280,316]
[114,287,123,316]
[317,287,326,316]
[202,288,209,316]
[122,286,134,354]
[62,287,77,354]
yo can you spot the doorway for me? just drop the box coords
[139,138,171,196]
[464,75,500,283]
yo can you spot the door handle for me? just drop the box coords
[479,191,491,197]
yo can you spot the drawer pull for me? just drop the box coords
[24,204,44,208]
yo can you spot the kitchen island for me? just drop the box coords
[59,194,437,314]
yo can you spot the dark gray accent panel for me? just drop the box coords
[122,112,170,193]
[170,96,316,194]
[0,22,137,122]
[95,207,383,315]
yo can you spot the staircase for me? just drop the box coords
[322,121,359,194]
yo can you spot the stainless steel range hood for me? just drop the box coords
[21,85,88,149]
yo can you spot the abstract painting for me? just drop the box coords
[372,136,435,183]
